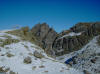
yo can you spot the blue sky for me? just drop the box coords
[0,0,100,32]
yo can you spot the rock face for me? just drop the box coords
[30,22,100,56]
[31,23,58,52]
[8,22,100,56]
[52,22,100,56]
[70,22,92,33]
[31,23,50,41]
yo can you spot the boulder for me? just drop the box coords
[9,71,16,74]
[24,56,32,64]
[34,51,44,59]
[83,70,91,74]
[90,58,96,63]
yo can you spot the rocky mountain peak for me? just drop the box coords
[52,22,100,56]
[6,22,100,57]
[31,23,58,53]
[31,23,50,40]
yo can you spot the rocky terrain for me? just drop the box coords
[24,22,100,57]
[52,22,100,56]
[31,23,58,55]
[0,22,100,74]
[31,22,100,74]
[0,30,83,74]
[56,36,100,74]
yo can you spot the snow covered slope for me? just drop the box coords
[56,36,100,74]
[0,30,83,74]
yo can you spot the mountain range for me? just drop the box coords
[0,22,100,74]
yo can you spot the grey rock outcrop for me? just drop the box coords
[24,56,32,64]
[52,22,100,56]
[70,22,92,33]
[31,23,58,52]
[34,50,44,59]
[31,23,50,41]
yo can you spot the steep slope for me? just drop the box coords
[52,22,100,56]
[0,30,83,74]
[56,36,100,74]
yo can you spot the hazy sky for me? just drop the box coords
[0,0,100,32]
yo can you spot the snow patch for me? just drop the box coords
[59,32,82,39]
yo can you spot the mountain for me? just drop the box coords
[52,22,100,56]
[0,30,82,74]
[0,22,100,74]
[30,22,100,56]
[31,23,58,56]
[31,22,100,74]
[56,36,100,74]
